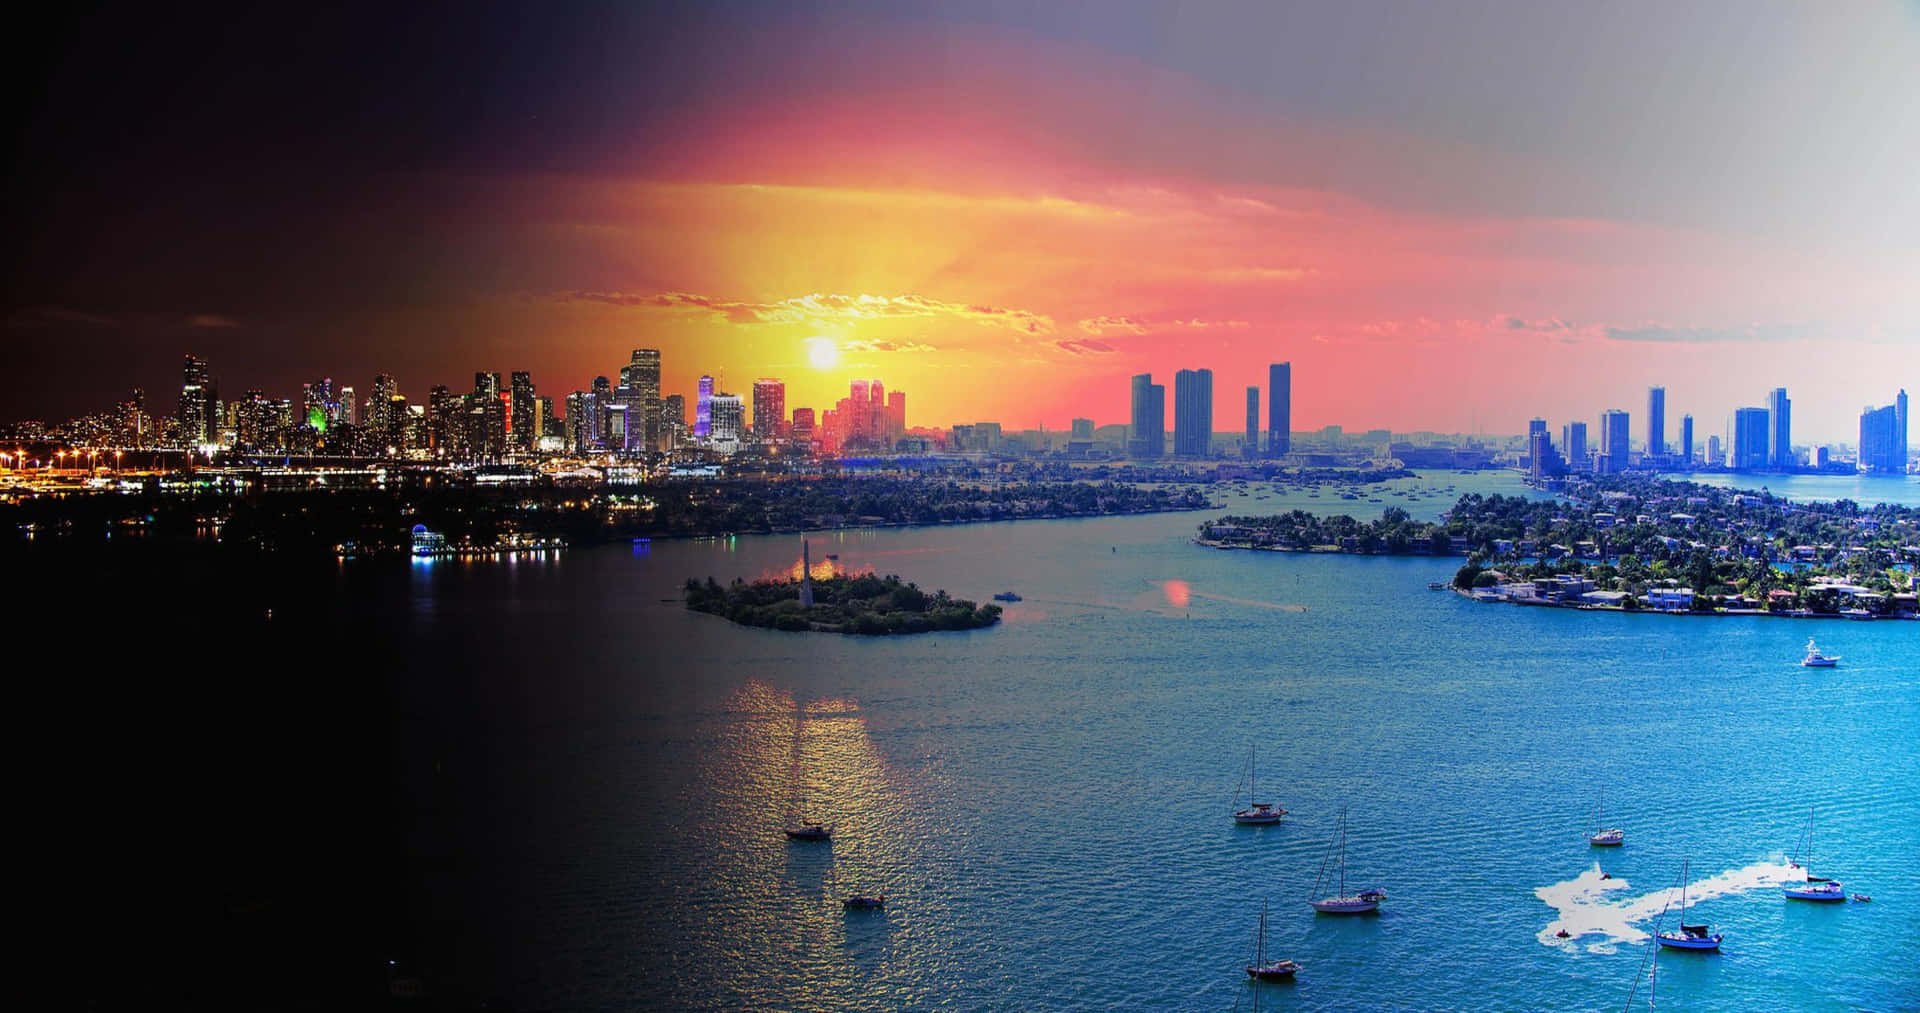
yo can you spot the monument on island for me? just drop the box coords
[799,537,815,607]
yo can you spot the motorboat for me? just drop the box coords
[992,591,1023,602]
[842,894,886,910]
[1801,638,1840,667]
[785,823,833,841]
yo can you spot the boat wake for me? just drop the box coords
[1185,589,1308,613]
[1535,860,1795,951]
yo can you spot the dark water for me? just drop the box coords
[25,495,1919,1010]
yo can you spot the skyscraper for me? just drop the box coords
[622,350,661,450]
[1173,368,1213,457]
[1266,363,1291,457]
[1071,417,1094,441]
[589,375,610,451]
[1562,421,1588,472]
[1527,418,1557,480]
[1597,409,1630,474]
[710,393,744,453]
[1860,393,1908,473]
[1647,386,1666,461]
[694,375,714,440]
[1128,373,1164,459]
[662,393,685,450]
[1767,387,1792,469]
[885,391,906,443]
[1680,414,1694,468]
[1898,388,1909,470]
[1244,387,1259,458]
[1732,406,1770,471]
[178,354,213,446]
[509,371,535,451]
[752,379,786,439]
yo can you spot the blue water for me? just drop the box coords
[376,505,1920,1011]
[1659,472,1920,508]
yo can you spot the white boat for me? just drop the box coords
[1783,806,1847,902]
[1840,608,1874,620]
[1801,638,1840,667]
[1309,809,1385,913]
[1585,792,1625,847]
[1245,900,1301,981]
[1653,860,1723,951]
[1232,746,1288,825]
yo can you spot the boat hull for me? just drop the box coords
[1247,962,1300,981]
[1310,898,1379,914]
[1801,658,1838,667]
[1655,934,1723,951]
[1587,831,1625,847]
[1234,808,1285,825]
[1783,883,1846,902]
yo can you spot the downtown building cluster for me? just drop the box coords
[1526,385,1910,480]
[32,351,919,464]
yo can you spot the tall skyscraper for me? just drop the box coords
[178,354,213,446]
[885,391,906,443]
[752,379,786,439]
[1860,393,1908,473]
[695,376,714,439]
[662,393,685,449]
[1173,368,1213,457]
[1128,373,1164,459]
[1597,409,1630,474]
[1679,414,1694,468]
[509,371,535,451]
[790,406,815,443]
[588,375,610,450]
[1527,418,1557,480]
[622,350,661,450]
[1647,386,1666,460]
[1732,406,1770,470]
[1562,421,1588,472]
[1244,387,1259,458]
[1266,363,1291,457]
[1767,387,1792,469]
[709,393,744,453]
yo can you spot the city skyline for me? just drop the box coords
[5,4,1917,443]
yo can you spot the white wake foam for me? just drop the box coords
[1535,859,1796,949]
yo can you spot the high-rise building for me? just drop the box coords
[1732,406,1770,471]
[1706,434,1723,467]
[1173,368,1213,457]
[1561,421,1588,472]
[1527,418,1558,480]
[1266,363,1290,457]
[695,376,714,440]
[337,386,357,428]
[589,375,611,450]
[1647,387,1666,461]
[1860,394,1907,474]
[791,406,815,444]
[1071,417,1094,441]
[1766,387,1791,469]
[1680,414,1694,468]
[620,350,661,450]
[1244,387,1259,458]
[885,391,906,443]
[1128,374,1164,459]
[753,379,786,439]
[565,391,588,453]
[509,371,535,451]
[662,393,686,450]
[709,393,744,454]
[1596,409,1630,474]
[178,354,213,446]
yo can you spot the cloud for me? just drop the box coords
[1076,315,1250,335]
[1602,322,1814,344]
[843,338,937,353]
[187,313,240,328]
[1054,339,1117,355]
[566,290,1054,334]
[6,305,117,328]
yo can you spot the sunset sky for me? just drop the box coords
[5,1,1917,442]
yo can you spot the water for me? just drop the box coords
[360,506,1918,1011]
[1657,472,1920,508]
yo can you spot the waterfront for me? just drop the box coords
[1658,472,1920,509]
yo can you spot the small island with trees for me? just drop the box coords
[685,572,1003,635]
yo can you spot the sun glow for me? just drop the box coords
[805,337,840,370]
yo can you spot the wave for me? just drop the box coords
[1535,859,1796,950]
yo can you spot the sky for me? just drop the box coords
[4,1,1917,444]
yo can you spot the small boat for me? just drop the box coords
[842,894,886,910]
[1801,638,1840,667]
[1245,900,1301,981]
[1851,893,1871,903]
[785,823,833,841]
[1309,808,1384,913]
[1654,860,1723,951]
[1232,746,1287,825]
[992,591,1023,602]
[1426,581,1449,590]
[1840,608,1874,620]
[1783,806,1847,902]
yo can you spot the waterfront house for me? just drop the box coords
[1580,590,1629,607]
[1646,587,1695,611]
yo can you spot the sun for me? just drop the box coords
[805,337,840,370]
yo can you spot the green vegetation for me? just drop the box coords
[684,573,1002,635]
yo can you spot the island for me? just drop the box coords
[1197,475,1919,619]
[684,573,1002,635]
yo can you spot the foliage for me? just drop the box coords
[685,573,1001,635]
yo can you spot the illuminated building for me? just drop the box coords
[695,375,713,440]
[709,393,743,454]
[510,371,535,451]
[753,379,786,439]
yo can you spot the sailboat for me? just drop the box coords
[1783,806,1846,902]
[1309,808,1386,913]
[1586,792,1625,847]
[1653,860,1723,951]
[1232,746,1287,825]
[1245,900,1301,981]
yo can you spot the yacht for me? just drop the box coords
[1587,827,1625,847]
[1801,638,1840,667]
[1309,809,1385,913]
[1653,860,1723,951]
[1245,901,1301,981]
[785,823,833,841]
[1232,746,1287,825]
